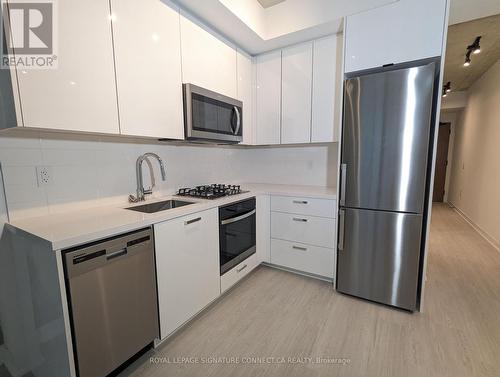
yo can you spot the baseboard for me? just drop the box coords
[448,202,500,253]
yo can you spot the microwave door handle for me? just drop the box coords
[233,106,241,135]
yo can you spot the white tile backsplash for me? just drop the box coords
[0,134,338,221]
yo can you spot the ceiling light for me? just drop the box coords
[464,51,471,67]
[443,81,451,93]
[469,36,482,54]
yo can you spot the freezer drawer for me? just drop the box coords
[337,208,422,311]
[341,63,435,213]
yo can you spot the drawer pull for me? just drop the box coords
[293,200,308,204]
[292,217,308,222]
[184,217,201,225]
[292,245,307,251]
[236,264,248,273]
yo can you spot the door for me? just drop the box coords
[256,50,281,145]
[180,14,237,98]
[337,208,422,311]
[342,63,435,213]
[14,0,120,133]
[281,42,313,144]
[433,122,451,202]
[154,209,220,339]
[111,0,183,139]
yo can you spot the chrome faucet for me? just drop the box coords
[129,153,166,203]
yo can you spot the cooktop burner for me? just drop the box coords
[176,184,248,200]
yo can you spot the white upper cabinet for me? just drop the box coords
[110,0,183,139]
[237,50,254,145]
[16,0,119,134]
[180,14,237,98]
[281,42,313,144]
[344,0,448,73]
[256,50,281,145]
[311,34,342,143]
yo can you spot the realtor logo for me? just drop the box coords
[1,0,57,69]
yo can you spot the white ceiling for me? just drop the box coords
[172,0,396,54]
[172,0,500,55]
[449,0,500,25]
[256,0,286,8]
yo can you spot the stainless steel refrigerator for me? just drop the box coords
[337,62,437,311]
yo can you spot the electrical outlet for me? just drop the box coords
[36,166,52,187]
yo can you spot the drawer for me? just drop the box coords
[271,238,334,278]
[271,195,336,218]
[221,253,258,293]
[271,211,335,248]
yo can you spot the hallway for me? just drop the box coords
[124,204,500,377]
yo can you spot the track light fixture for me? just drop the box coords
[442,82,451,97]
[469,36,481,54]
[464,36,481,66]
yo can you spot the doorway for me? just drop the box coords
[433,122,451,202]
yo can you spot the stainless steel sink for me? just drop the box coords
[126,199,194,214]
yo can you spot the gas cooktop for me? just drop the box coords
[176,184,248,200]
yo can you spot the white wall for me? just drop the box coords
[448,59,500,249]
[0,131,337,222]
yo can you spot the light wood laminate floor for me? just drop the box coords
[124,204,500,377]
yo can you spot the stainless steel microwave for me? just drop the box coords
[183,83,243,143]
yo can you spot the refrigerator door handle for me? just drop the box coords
[340,163,347,206]
[338,209,345,251]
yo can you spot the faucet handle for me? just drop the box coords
[143,188,153,196]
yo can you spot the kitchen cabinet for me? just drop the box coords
[180,13,237,98]
[344,0,447,73]
[270,195,336,279]
[14,0,120,134]
[312,35,342,143]
[237,50,254,145]
[281,42,313,144]
[221,253,258,293]
[110,0,183,139]
[255,50,281,145]
[154,208,220,339]
[256,195,271,263]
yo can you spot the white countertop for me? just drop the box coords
[8,183,336,250]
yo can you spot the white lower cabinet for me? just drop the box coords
[220,253,258,293]
[271,239,334,278]
[256,195,271,263]
[269,195,336,279]
[271,211,335,249]
[154,208,220,339]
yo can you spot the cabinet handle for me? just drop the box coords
[292,217,308,222]
[184,217,201,225]
[292,245,307,251]
[236,264,248,273]
[293,200,308,204]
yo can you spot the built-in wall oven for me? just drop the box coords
[183,83,243,143]
[219,198,256,274]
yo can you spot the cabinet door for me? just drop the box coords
[256,50,281,145]
[256,195,270,263]
[15,0,119,133]
[344,0,447,72]
[312,35,342,143]
[154,208,220,339]
[237,50,254,145]
[281,42,313,144]
[180,14,237,98]
[111,0,183,139]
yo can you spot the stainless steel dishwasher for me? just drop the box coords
[64,228,159,377]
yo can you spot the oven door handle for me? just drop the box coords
[221,209,256,225]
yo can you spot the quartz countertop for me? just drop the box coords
[7,183,337,250]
